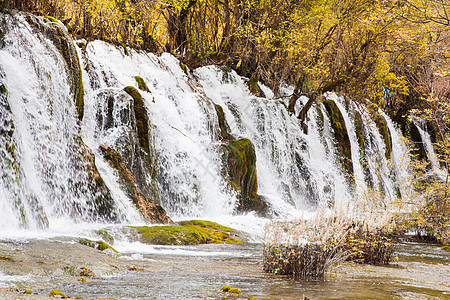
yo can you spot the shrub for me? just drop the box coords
[263,204,397,278]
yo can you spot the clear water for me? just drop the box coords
[2,241,446,300]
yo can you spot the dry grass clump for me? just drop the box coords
[263,204,397,278]
[263,205,351,278]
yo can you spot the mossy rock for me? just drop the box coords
[30,15,85,122]
[353,110,365,156]
[367,103,392,159]
[44,16,60,23]
[79,238,118,253]
[323,99,353,176]
[221,138,267,215]
[0,255,14,261]
[124,86,150,152]
[96,229,115,245]
[178,220,234,231]
[229,288,241,294]
[130,220,242,245]
[0,83,7,95]
[99,144,172,224]
[247,78,265,98]
[179,60,188,74]
[221,285,231,292]
[79,267,95,277]
[134,76,150,92]
[214,104,233,140]
[49,290,67,298]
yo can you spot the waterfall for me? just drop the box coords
[0,11,413,234]
[194,67,352,212]
[412,118,446,179]
[0,12,137,232]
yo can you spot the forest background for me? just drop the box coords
[1,0,449,244]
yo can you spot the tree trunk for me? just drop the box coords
[167,0,197,53]
[298,95,316,123]
[288,76,305,114]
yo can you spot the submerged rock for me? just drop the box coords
[79,238,118,253]
[48,290,67,298]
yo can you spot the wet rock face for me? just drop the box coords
[214,103,267,216]
[367,103,392,159]
[27,14,84,122]
[76,140,118,221]
[408,121,428,161]
[221,138,266,215]
[94,87,160,210]
[323,99,353,176]
[99,144,172,224]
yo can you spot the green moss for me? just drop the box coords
[79,238,118,253]
[134,76,150,92]
[44,16,60,23]
[124,86,150,152]
[75,79,84,121]
[79,267,95,277]
[24,289,32,294]
[442,245,450,251]
[323,99,353,176]
[221,285,231,292]
[223,138,265,215]
[131,220,241,245]
[367,103,392,159]
[0,255,14,261]
[214,104,233,140]
[179,220,234,232]
[0,83,7,95]
[229,288,241,294]
[248,78,264,97]
[96,229,114,245]
[179,61,188,74]
[49,290,67,298]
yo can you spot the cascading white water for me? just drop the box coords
[80,41,235,219]
[0,11,414,235]
[194,66,352,213]
[329,94,368,195]
[412,119,446,179]
[0,13,138,233]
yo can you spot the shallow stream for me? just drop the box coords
[1,239,448,299]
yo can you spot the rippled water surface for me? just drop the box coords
[32,242,449,300]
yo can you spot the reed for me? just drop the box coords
[263,203,397,278]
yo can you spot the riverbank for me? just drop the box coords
[0,238,449,299]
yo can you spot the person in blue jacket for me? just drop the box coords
[383,87,391,106]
